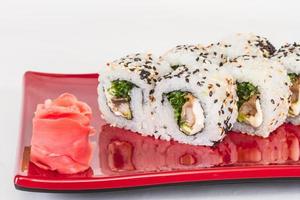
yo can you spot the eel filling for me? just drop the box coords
[166,91,204,135]
[237,82,263,127]
[106,80,135,120]
[288,73,300,117]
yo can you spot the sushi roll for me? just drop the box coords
[160,44,226,72]
[273,43,300,124]
[98,53,168,135]
[207,33,276,63]
[222,55,291,137]
[152,64,237,146]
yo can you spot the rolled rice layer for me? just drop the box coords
[98,53,168,136]
[273,43,300,125]
[160,44,226,73]
[207,33,276,65]
[222,55,291,137]
[152,64,238,146]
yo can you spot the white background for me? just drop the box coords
[1,0,300,199]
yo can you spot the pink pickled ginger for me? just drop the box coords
[30,93,94,174]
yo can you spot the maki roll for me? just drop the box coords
[98,53,168,135]
[273,43,300,124]
[152,64,237,146]
[160,44,226,72]
[222,56,291,137]
[207,33,276,63]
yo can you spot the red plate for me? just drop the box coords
[14,71,300,191]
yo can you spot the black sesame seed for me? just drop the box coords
[197,81,202,87]
[134,58,141,62]
[140,70,151,80]
[193,69,200,74]
[271,99,275,104]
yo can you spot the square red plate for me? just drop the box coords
[14,71,300,191]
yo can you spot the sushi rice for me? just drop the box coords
[207,33,276,63]
[160,44,225,73]
[273,43,300,124]
[98,53,169,136]
[222,55,291,137]
[152,64,237,146]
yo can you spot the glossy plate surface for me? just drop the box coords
[14,71,300,191]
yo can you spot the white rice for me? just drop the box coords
[273,43,300,124]
[152,64,238,146]
[208,33,276,63]
[222,55,291,137]
[160,44,225,73]
[98,53,169,136]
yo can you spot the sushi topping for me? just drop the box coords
[112,53,160,85]
[237,82,263,127]
[166,91,204,135]
[171,65,181,70]
[106,80,135,120]
[256,38,276,58]
[288,73,300,117]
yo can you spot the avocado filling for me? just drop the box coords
[106,80,135,120]
[166,91,204,135]
[237,82,263,127]
[288,73,300,117]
